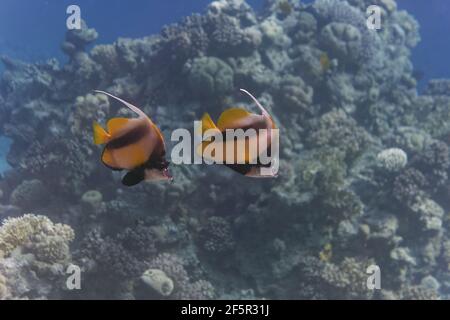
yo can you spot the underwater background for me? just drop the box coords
[1,0,450,299]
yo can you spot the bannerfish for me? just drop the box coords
[92,90,172,186]
[198,89,278,177]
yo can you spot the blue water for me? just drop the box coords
[0,0,444,162]
[0,136,11,174]
[399,0,450,88]
[0,0,264,63]
[1,0,449,86]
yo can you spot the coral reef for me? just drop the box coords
[0,214,75,299]
[0,214,74,260]
[141,268,174,297]
[144,253,215,300]
[377,148,408,172]
[184,57,234,99]
[198,216,235,254]
[0,0,449,300]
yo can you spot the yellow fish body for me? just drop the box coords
[92,91,171,186]
[198,89,278,177]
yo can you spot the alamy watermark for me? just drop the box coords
[171,121,280,177]
[367,5,382,30]
[366,264,381,290]
[66,5,81,30]
[66,264,81,290]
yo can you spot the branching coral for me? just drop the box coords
[307,110,370,162]
[298,255,375,299]
[62,20,98,58]
[412,140,450,189]
[199,216,235,254]
[116,224,158,259]
[393,168,428,203]
[208,15,261,56]
[147,253,215,300]
[158,14,209,66]
[78,229,147,280]
[274,75,314,115]
[0,214,74,263]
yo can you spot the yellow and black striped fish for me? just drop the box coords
[198,89,278,177]
[92,91,171,186]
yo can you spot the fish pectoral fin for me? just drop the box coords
[122,168,145,186]
[217,108,252,131]
[93,122,111,145]
[107,118,131,135]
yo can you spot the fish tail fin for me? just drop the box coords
[93,121,111,145]
[201,113,218,133]
[240,88,270,117]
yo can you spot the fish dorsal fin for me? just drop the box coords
[240,89,270,117]
[107,118,131,135]
[217,108,252,131]
[94,90,147,119]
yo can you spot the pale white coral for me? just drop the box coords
[70,93,110,135]
[81,190,103,212]
[410,196,444,231]
[0,251,66,299]
[260,16,291,47]
[0,214,74,262]
[377,148,408,171]
[141,268,174,297]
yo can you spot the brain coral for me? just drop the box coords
[149,253,215,300]
[185,56,234,98]
[313,0,381,65]
[377,148,408,172]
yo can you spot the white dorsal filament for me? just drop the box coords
[94,90,147,119]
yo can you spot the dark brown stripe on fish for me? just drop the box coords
[106,123,150,150]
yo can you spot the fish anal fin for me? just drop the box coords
[217,108,252,131]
